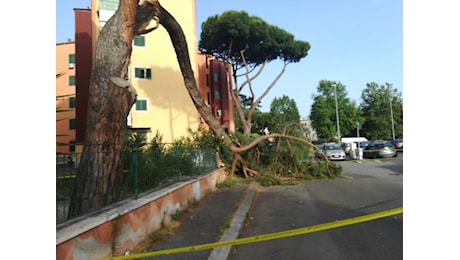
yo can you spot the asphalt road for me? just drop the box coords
[229,157,403,260]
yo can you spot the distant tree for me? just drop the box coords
[360,82,403,140]
[238,93,262,110]
[236,108,270,135]
[199,10,310,134]
[268,95,301,133]
[234,93,262,132]
[310,80,362,142]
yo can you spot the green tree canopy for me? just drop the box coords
[199,10,310,68]
[199,10,310,134]
[310,80,362,142]
[360,82,403,140]
[268,95,301,133]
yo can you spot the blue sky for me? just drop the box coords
[56,0,402,117]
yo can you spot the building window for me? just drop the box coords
[213,72,219,82]
[69,54,76,68]
[207,92,211,105]
[69,119,76,130]
[135,99,148,111]
[133,35,145,47]
[69,141,76,153]
[214,90,220,100]
[69,97,76,108]
[205,56,209,68]
[206,74,209,87]
[134,67,152,79]
[69,75,76,86]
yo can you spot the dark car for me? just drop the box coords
[356,141,372,150]
[363,141,398,159]
[391,139,403,151]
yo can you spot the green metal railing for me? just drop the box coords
[56,144,218,225]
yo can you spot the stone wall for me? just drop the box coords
[56,169,227,260]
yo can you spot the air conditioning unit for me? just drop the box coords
[68,63,75,69]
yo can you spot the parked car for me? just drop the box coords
[318,143,346,161]
[356,141,372,150]
[391,139,403,151]
[363,141,398,159]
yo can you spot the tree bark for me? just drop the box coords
[68,0,139,218]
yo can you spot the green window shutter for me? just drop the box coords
[134,68,151,79]
[69,54,76,64]
[69,75,76,86]
[146,69,152,79]
[69,119,76,130]
[133,36,145,47]
[69,97,76,108]
[136,100,147,111]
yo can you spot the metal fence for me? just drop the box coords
[56,144,218,225]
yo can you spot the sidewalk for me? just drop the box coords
[141,180,258,260]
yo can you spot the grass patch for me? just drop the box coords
[171,209,181,221]
[252,174,282,187]
[219,215,233,236]
[221,221,231,233]
[282,179,300,185]
[217,176,241,188]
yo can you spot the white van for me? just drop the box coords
[341,137,368,160]
[341,137,368,144]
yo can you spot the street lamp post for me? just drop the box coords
[387,83,396,140]
[333,84,341,144]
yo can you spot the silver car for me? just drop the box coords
[321,143,346,161]
[363,141,398,159]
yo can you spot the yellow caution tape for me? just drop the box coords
[57,175,76,179]
[98,207,403,260]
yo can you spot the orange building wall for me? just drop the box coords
[196,53,235,132]
[196,53,212,130]
[74,8,93,143]
[56,42,76,154]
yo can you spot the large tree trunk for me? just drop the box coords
[68,0,139,218]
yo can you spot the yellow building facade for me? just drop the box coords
[92,0,200,143]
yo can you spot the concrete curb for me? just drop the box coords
[207,182,258,260]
